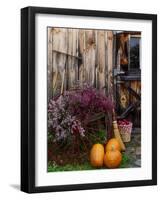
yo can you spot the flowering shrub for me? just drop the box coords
[64,85,113,123]
[48,96,85,142]
[48,85,113,154]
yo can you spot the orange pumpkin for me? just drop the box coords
[104,148,122,168]
[105,138,121,152]
[90,144,104,167]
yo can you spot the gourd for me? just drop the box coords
[90,144,104,167]
[105,138,121,152]
[104,146,122,168]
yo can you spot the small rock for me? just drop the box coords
[128,147,135,154]
[134,159,141,167]
[135,147,141,155]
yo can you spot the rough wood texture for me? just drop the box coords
[85,30,96,86]
[67,29,78,88]
[130,81,141,103]
[47,28,53,101]
[48,28,114,97]
[97,31,106,93]
[52,28,68,93]
[115,32,141,128]
[107,31,113,94]
[78,30,85,86]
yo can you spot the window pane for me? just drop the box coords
[130,37,140,69]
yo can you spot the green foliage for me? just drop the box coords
[48,162,95,172]
[120,153,130,168]
[48,153,130,172]
[90,129,107,144]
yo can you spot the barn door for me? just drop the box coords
[48,27,114,98]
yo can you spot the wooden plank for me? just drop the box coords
[52,28,68,53]
[78,30,97,87]
[84,30,96,86]
[95,30,98,89]
[106,31,113,94]
[97,30,106,93]
[52,28,68,94]
[113,33,117,68]
[105,31,108,94]
[78,30,86,86]
[130,80,141,103]
[47,27,53,101]
[67,29,79,89]
[116,36,123,108]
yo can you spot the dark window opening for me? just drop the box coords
[129,36,140,70]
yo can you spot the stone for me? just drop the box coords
[135,147,141,155]
[122,132,141,168]
[134,159,141,167]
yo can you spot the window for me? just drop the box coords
[129,35,141,70]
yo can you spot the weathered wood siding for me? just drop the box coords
[48,28,113,97]
[47,28,53,101]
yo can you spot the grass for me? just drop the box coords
[48,162,94,172]
[48,153,130,172]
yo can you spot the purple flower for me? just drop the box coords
[48,84,113,142]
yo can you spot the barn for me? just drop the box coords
[47,27,141,129]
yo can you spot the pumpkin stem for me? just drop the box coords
[111,144,115,151]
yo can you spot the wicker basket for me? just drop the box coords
[118,122,133,142]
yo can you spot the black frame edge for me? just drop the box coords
[152,14,157,185]
[21,7,35,193]
[21,7,30,193]
[24,6,156,20]
[33,179,155,193]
